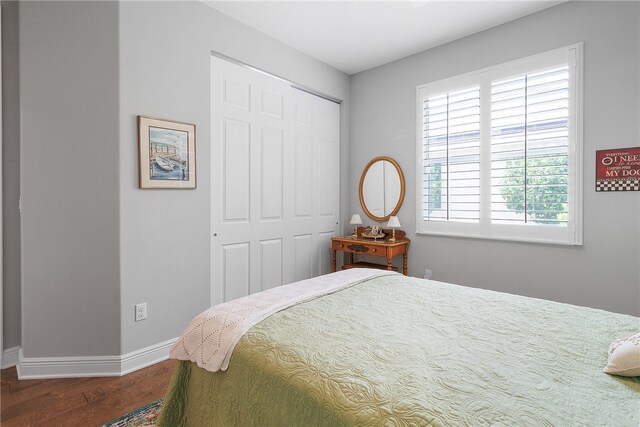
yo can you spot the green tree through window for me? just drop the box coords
[499,156,568,224]
[428,164,442,212]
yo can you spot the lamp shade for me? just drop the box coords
[350,214,363,225]
[386,216,401,228]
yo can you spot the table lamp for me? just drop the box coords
[350,214,363,238]
[386,216,401,242]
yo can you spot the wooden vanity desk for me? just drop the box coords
[331,227,409,275]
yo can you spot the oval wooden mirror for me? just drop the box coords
[359,156,405,222]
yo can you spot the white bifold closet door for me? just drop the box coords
[210,55,340,306]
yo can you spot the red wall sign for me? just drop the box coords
[596,147,640,192]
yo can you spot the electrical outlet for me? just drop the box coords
[424,269,432,280]
[135,303,147,322]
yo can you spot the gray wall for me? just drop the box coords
[14,0,349,360]
[350,1,640,315]
[118,1,350,353]
[11,0,639,361]
[2,0,20,351]
[19,1,121,357]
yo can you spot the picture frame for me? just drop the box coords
[595,147,640,192]
[138,115,197,189]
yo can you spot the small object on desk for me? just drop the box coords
[361,225,385,240]
[361,230,385,240]
[350,214,363,239]
[386,216,401,242]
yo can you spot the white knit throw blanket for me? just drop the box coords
[170,268,396,372]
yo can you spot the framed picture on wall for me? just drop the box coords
[595,147,640,192]
[138,116,197,189]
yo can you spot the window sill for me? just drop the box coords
[415,229,583,247]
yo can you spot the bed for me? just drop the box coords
[158,270,640,426]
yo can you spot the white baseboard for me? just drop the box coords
[16,337,178,380]
[121,337,178,375]
[2,346,20,369]
[17,348,122,379]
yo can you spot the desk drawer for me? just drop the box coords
[332,241,382,255]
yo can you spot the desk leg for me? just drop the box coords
[403,254,408,276]
[386,254,393,271]
[331,249,337,272]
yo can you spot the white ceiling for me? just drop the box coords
[204,1,567,75]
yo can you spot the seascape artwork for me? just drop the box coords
[138,116,196,189]
[148,126,190,181]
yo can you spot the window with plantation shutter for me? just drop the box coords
[416,45,583,245]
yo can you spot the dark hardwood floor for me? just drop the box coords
[1,359,176,426]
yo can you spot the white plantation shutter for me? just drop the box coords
[423,87,481,222]
[490,66,569,225]
[417,45,582,245]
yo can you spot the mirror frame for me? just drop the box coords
[358,156,406,222]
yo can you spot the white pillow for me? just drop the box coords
[603,332,640,377]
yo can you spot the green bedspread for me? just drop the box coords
[158,274,640,426]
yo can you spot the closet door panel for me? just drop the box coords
[211,56,340,304]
